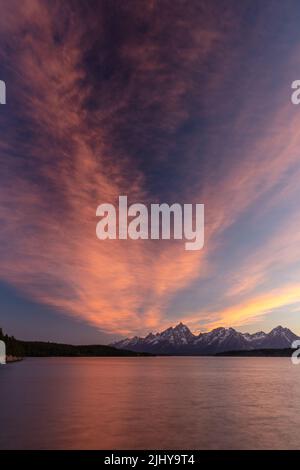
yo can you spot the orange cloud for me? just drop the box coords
[1,0,300,338]
[202,284,300,332]
[0,0,215,335]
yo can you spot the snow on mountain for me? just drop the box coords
[111,323,299,355]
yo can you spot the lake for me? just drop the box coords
[0,357,299,449]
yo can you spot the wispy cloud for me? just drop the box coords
[1,1,300,337]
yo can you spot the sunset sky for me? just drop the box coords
[0,0,300,343]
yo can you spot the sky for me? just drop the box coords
[0,0,300,344]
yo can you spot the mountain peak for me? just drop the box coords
[269,325,296,338]
[174,322,190,331]
[272,325,284,331]
[270,325,289,334]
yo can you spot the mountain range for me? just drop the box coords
[111,323,299,355]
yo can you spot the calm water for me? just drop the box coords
[0,357,300,449]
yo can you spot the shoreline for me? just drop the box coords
[6,356,23,363]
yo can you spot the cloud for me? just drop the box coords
[202,284,300,331]
[1,1,300,337]
[0,0,223,335]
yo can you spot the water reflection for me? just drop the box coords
[0,357,299,449]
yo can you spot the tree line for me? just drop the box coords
[0,327,150,357]
[0,328,24,357]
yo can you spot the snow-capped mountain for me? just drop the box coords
[111,323,299,355]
